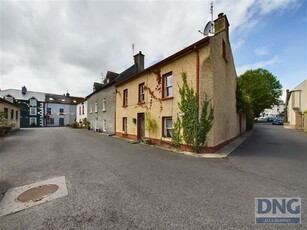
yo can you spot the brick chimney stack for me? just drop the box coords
[134,51,144,72]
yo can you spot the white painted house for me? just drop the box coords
[76,100,88,124]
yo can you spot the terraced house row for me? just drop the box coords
[0,87,83,128]
[80,14,246,152]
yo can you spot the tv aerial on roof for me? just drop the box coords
[199,1,214,36]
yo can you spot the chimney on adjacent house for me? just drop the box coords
[214,12,229,36]
[21,86,27,95]
[134,51,144,72]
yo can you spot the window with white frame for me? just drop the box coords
[163,73,173,98]
[30,117,37,126]
[95,102,98,113]
[163,117,172,137]
[90,104,93,113]
[103,119,107,131]
[102,99,106,111]
[138,83,145,103]
[29,98,37,107]
[30,107,37,115]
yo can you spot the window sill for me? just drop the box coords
[122,105,128,108]
[137,102,145,105]
[102,110,106,112]
[161,96,173,101]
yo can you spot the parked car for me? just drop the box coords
[266,117,274,122]
[272,117,283,125]
[254,117,267,122]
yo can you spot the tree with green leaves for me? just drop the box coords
[237,68,282,117]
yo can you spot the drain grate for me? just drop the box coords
[0,176,68,217]
[17,184,59,203]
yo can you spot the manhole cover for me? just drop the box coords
[17,184,59,203]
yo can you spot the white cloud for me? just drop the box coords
[255,46,270,56]
[236,55,281,75]
[0,0,302,96]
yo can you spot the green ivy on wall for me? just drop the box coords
[145,111,158,139]
[172,72,214,152]
[171,115,182,148]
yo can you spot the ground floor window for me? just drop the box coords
[103,119,107,132]
[30,117,37,126]
[47,118,54,125]
[11,109,14,119]
[123,117,127,133]
[162,117,172,137]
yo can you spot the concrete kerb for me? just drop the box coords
[108,130,254,159]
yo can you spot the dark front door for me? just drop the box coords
[137,113,145,140]
[59,118,64,126]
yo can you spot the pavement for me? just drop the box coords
[0,124,306,229]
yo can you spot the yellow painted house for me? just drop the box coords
[115,14,245,152]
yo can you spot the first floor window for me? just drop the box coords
[11,109,14,119]
[16,111,18,120]
[102,99,106,111]
[59,108,64,115]
[163,117,172,137]
[30,107,37,115]
[123,89,128,106]
[95,102,98,113]
[138,83,145,103]
[79,106,81,115]
[163,73,173,98]
[82,104,84,115]
[123,117,127,132]
[30,117,37,126]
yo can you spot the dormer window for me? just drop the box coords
[49,97,54,101]
[61,99,65,102]
[29,98,37,107]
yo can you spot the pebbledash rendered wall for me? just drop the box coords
[115,14,241,152]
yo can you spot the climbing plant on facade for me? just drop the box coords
[175,72,214,152]
[145,111,158,139]
[171,115,182,148]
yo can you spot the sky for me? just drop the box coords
[0,0,306,101]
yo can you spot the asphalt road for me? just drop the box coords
[0,124,306,229]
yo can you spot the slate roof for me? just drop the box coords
[0,89,45,101]
[45,93,84,105]
[0,98,21,108]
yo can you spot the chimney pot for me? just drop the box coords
[218,12,224,18]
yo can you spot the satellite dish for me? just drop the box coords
[204,21,214,35]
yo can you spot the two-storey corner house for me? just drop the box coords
[0,97,21,130]
[115,13,243,152]
[1,87,45,127]
[286,79,307,129]
[86,52,145,134]
[45,93,83,127]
